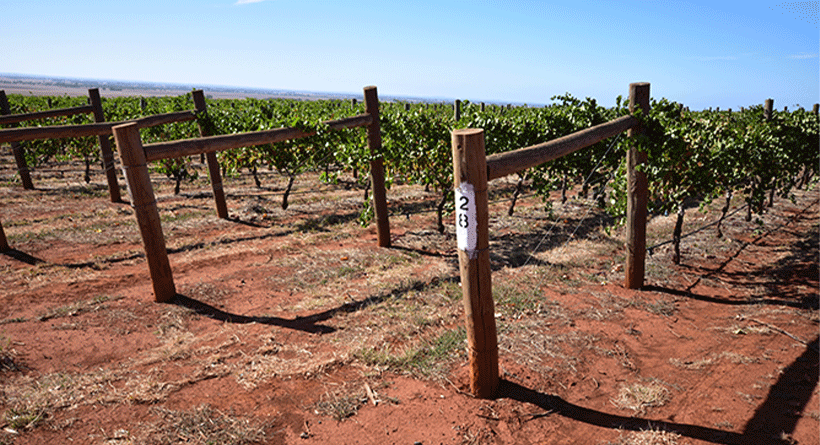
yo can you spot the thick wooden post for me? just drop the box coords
[88,88,122,202]
[0,91,34,190]
[112,123,176,302]
[764,99,774,121]
[813,104,819,116]
[451,128,498,398]
[625,82,650,289]
[192,90,228,219]
[364,86,391,247]
[0,219,9,252]
[454,99,462,121]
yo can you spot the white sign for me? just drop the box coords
[455,182,477,257]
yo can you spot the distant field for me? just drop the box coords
[0,75,354,100]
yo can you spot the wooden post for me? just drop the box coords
[364,86,391,248]
[88,88,122,202]
[0,219,9,252]
[764,99,774,121]
[625,82,650,290]
[112,122,176,302]
[813,104,818,116]
[0,91,34,190]
[455,99,462,122]
[192,90,228,219]
[451,128,498,398]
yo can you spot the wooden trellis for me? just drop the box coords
[451,83,650,398]
[112,86,390,302]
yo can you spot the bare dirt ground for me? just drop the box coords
[0,149,817,445]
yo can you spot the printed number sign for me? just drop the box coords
[455,182,477,253]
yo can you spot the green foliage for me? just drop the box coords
[5,91,817,238]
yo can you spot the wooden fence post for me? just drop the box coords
[625,82,650,290]
[455,99,462,121]
[451,128,498,398]
[813,104,818,116]
[0,219,9,252]
[764,99,774,121]
[192,90,228,219]
[88,88,122,202]
[0,91,34,190]
[112,122,176,302]
[364,86,391,248]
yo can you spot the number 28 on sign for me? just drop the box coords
[455,182,478,257]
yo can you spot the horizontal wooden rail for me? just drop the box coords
[0,122,113,142]
[132,109,196,128]
[0,104,94,126]
[142,113,373,162]
[485,114,638,181]
[0,110,199,144]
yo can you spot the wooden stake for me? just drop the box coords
[364,86,391,247]
[192,90,228,219]
[0,91,34,190]
[112,122,176,302]
[451,128,498,399]
[88,88,122,202]
[0,219,9,252]
[625,82,650,290]
[764,99,774,121]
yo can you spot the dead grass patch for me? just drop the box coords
[134,404,268,445]
[669,351,760,370]
[312,383,368,421]
[611,381,671,415]
[355,327,466,380]
[603,425,681,445]
[35,294,124,322]
[498,326,599,377]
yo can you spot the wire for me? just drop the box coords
[521,132,623,269]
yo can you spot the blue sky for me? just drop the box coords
[3,0,818,109]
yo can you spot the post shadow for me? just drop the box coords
[498,338,819,445]
[742,336,819,443]
[0,248,46,265]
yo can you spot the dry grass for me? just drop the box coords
[133,404,268,445]
[35,294,123,322]
[669,351,759,370]
[0,336,22,373]
[355,327,466,380]
[498,326,600,378]
[312,383,368,421]
[602,425,682,445]
[611,381,671,415]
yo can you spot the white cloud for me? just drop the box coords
[694,55,739,61]
[788,53,819,59]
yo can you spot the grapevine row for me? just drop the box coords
[3,91,817,263]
